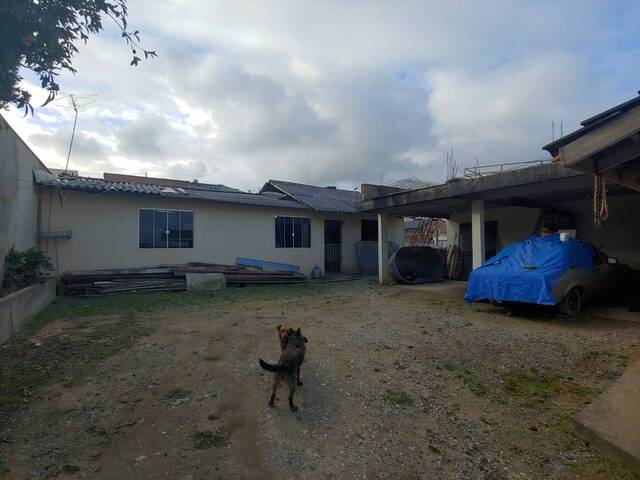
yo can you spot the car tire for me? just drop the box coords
[558,287,582,317]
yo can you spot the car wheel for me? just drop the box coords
[558,287,582,317]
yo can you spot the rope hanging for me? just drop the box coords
[593,174,609,227]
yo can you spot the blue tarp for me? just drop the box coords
[464,234,596,305]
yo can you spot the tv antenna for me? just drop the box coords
[52,93,97,172]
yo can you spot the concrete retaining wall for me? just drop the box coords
[0,278,56,344]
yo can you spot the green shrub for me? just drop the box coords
[3,247,53,289]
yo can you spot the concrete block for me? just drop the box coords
[575,358,640,474]
[186,273,226,291]
[0,278,56,344]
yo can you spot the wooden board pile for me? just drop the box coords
[62,263,307,296]
[446,234,463,280]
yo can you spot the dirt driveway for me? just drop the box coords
[1,280,639,479]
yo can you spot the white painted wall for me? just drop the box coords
[0,117,48,279]
[40,190,404,276]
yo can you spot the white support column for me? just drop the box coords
[471,200,485,269]
[377,213,391,285]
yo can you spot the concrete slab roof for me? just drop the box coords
[359,163,632,218]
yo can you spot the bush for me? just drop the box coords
[3,247,53,290]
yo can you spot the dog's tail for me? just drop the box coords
[259,358,286,372]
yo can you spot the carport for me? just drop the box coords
[359,162,639,285]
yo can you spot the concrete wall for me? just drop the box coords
[0,278,56,344]
[0,116,47,279]
[448,206,541,250]
[40,190,404,276]
[558,193,640,269]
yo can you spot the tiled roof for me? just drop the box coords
[33,170,306,210]
[264,180,360,213]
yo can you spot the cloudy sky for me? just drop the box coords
[4,0,640,191]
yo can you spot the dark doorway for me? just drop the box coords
[324,220,342,274]
[361,219,378,241]
[459,221,497,280]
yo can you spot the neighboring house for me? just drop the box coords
[34,171,404,276]
[403,218,447,247]
[0,115,50,279]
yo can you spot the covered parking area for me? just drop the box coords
[359,162,640,285]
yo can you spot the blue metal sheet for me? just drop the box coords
[236,257,300,272]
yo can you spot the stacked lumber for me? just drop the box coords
[446,235,463,280]
[62,263,307,295]
[175,263,307,285]
[62,267,186,295]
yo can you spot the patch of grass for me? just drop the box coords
[192,430,227,449]
[457,369,488,397]
[166,388,192,400]
[501,368,562,405]
[0,459,9,475]
[19,283,323,339]
[583,350,630,367]
[0,317,155,430]
[546,411,638,480]
[384,389,415,406]
[203,355,222,362]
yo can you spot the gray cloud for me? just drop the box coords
[8,0,639,191]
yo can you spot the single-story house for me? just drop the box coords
[33,170,404,276]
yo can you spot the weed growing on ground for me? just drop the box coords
[384,389,415,406]
[501,367,562,404]
[192,430,227,449]
[583,350,630,367]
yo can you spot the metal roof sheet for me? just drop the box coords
[265,180,360,213]
[33,170,306,210]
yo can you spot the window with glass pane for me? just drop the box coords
[180,211,193,248]
[139,209,194,248]
[275,216,310,248]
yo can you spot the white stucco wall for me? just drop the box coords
[0,117,47,279]
[40,190,404,276]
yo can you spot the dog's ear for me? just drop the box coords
[275,324,282,331]
[296,328,301,336]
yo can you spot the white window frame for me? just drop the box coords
[138,208,195,249]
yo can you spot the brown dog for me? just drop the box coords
[275,323,291,350]
[275,324,308,385]
[260,328,307,411]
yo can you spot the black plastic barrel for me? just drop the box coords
[388,246,444,284]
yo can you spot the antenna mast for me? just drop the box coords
[52,93,97,173]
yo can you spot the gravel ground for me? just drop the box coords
[1,280,639,479]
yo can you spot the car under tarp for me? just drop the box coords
[464,234,596,305]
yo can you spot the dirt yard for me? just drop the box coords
[1,280,639,480]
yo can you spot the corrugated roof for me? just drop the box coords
[33,170,306,210]
[263,180,360,213]
[543,92,640,156]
